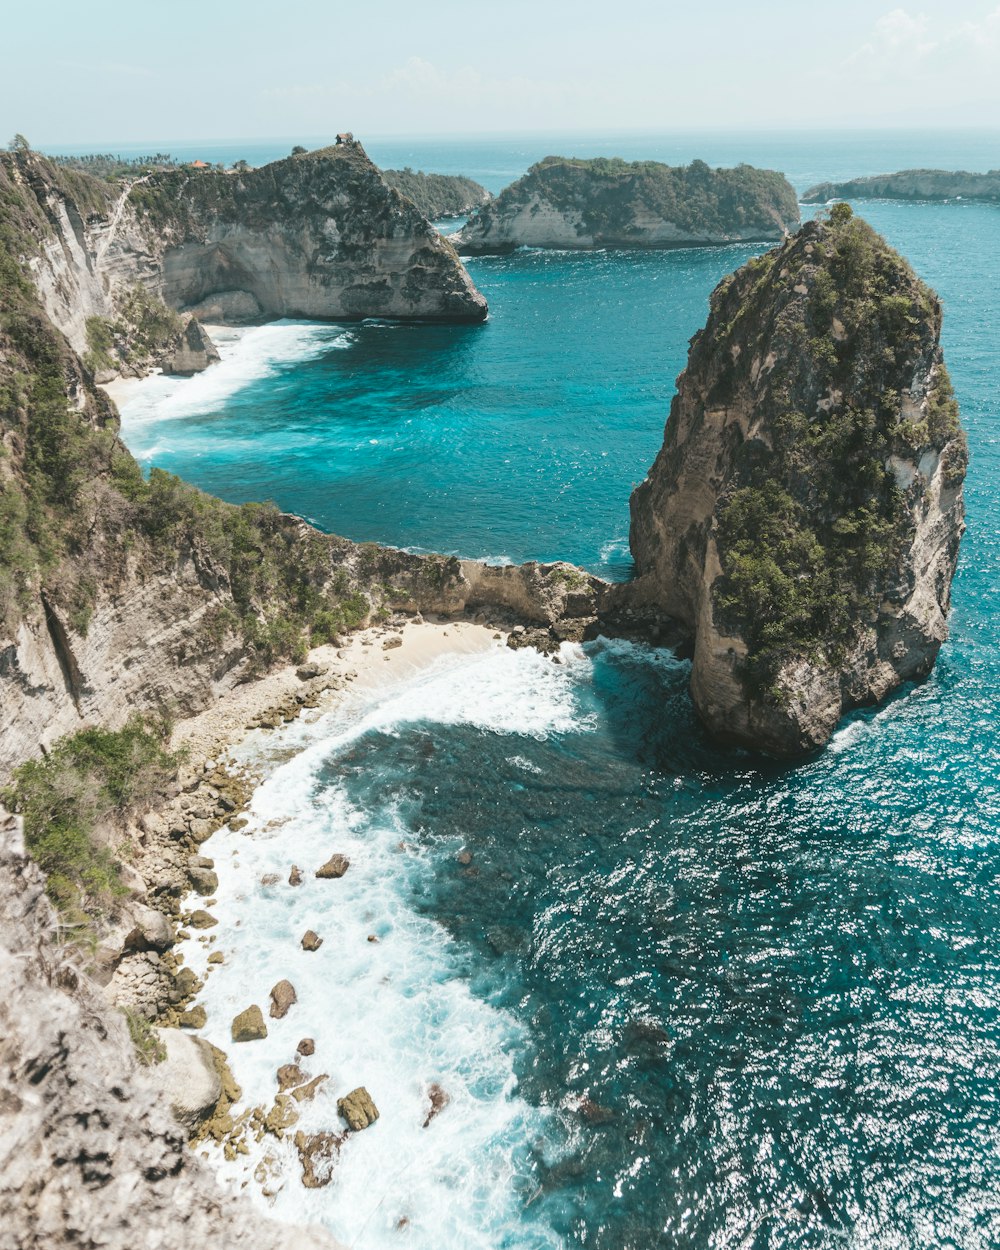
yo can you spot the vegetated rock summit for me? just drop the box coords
[4,138,485,370]
[628,205,967,756]
[802,168,1000,204]
[455,155,800,253]
[381,167,491,219]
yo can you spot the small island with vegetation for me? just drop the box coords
[381,167,490,219]
[803,168,1000,203]
[455,155,800,253]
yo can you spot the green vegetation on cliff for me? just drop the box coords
[381,167,490,218]
[710,205,967,687]
[2,717,177,921]
[466,155,799,246]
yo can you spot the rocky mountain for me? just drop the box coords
[2,139,485,377]
[381,167,491,218]
[803,169,1000,203]
[628,205,967,756]
[455,156,800,253]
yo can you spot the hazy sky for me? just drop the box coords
[5,0,1000,145]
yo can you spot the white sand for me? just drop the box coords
[170,618,505,766]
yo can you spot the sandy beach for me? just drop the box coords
[169,616,506,769]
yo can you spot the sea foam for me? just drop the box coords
[182,646,589,1249]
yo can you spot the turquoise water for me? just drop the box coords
[121,134,1000,1248]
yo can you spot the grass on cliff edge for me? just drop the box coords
[1,717,178,925]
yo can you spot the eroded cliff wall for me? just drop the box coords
[628,207,967,755]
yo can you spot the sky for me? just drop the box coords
[4,0,1000,145]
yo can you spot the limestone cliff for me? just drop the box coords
[803,168,1000,204]
[628,206,967,756]
[455,156,799,254]
[1,141,486,371]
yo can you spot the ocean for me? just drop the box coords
[113,132,1000,1249]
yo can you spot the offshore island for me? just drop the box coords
[0,137,967,1245]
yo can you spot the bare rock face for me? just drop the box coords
[628,208,967,756]
[160,315,221,375]
[456,156,799,254]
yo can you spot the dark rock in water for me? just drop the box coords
[297,1037,316,1057]
[422,1082,450,1128]
[292,1074,328,1102]
[269,980,297,1019]
[575,1096,615,1126]
[506,626,560,655]
[277,1063,306,1092]
[186,910,217,930]
[288,865,303,887]
[260,873,280,887]
[301,929,323,951]
[337,1086,379,1131]
[294,1129,345,1188]
[231,1005,267,1042]
[456,850,473,866]
[627,208,967,756]
[316,854,350,880]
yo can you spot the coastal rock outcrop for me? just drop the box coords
[803,168,1000,204]
[0,810,342,1250]
[1,142,486,376]
[456,156,799,253]
[628,206,966,755]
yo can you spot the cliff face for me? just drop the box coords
[2,142,486,367]
[803,168,1000,204]
[456,156,800,254]
[628,208,967,756]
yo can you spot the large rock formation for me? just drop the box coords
[628,206,966,755]
[2,141,486,371]
[455,156,799,254]
[803,168,1000,204]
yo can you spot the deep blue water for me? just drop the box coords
[119,133,1000,1248]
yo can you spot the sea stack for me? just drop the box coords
[455,156,799,254]
[628,206,967,756]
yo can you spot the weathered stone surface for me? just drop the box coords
[294,1130,345,1189]
[178,1005,207,1029]
[277,1063,306,1092]
[297,1038,316,1057]
[627,211,966,756]
[146,1028,221,1127]
[160,315,221,376]
[337,1086,379,1131]
[291,1074,328,1103]
[288,865,303,887]
[263,1093,299,1135]
[269,979,297,1019]
[301,929,323,951]
[188,865,220,895]
[316,854,350,880]
[231,1005,267,1042]
[123,904,174,952]
[187,909,217,930]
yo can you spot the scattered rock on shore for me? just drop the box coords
[269,979,297,1019]
[337,1086,379,1131]
[232,1005,267,1042]
[316,854,350,879]
[294,1129,345,1188]
[423,1082,450,1127]
[301,930,323,951]
[288,865,303,886]
[297,1038,315,1057]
